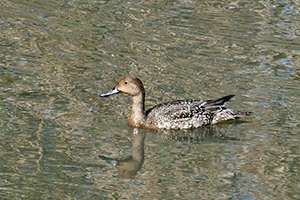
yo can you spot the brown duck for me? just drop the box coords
[100,77,251,129]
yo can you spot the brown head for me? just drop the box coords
[100,77,145,97]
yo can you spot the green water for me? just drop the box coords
[1,0,299,199]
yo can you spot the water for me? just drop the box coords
[1,0,299,199]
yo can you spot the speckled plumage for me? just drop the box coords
[100,77,251,129]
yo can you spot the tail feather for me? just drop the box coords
[204,95,252,125]
[212,109,252,124]
[234,111,252,118]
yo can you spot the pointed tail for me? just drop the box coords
[212,109,252,124]
[233,111,253,118]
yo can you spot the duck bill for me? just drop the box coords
[100,86,120,97]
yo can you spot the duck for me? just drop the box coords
[100,77,251,129]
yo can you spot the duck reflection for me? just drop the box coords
[99,127,145,179]
[99,125,239,179]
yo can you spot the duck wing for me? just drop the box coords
[145,99,209,129]
[146,95,235,118]
[145,99,205,119]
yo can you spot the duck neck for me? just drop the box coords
[129,91,145,127]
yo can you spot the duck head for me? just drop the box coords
[100,77,145,97]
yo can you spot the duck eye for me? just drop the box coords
[124,81,128,85]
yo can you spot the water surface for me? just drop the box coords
[1,0,299,199]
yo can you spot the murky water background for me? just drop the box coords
[1,0,299,199]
